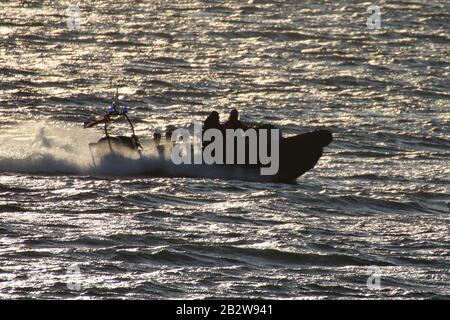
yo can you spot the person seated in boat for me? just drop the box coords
[203,111,224,132]
[203,111,224,150]
[165,128,173,141]
[153,132,164,158]
[153,132,161,147]
[224,108,250,130]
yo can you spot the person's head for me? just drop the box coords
[165,129,173,140]
[208,111,220,124]
[153,132,161,145]
[229,108,239,122]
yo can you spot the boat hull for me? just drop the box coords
[88,130,332,183]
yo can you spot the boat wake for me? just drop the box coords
[0,122,263,181]
[0,122,95,175]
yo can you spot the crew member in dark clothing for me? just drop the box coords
[153,132,161,147]
[203,111,224,132]
[165,129,172,141]
[223,108,249,130]
[153,132,164,158]
[203,111,225,150]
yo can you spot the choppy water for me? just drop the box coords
[0,0,449,299]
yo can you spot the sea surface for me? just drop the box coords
[0,0,449,299]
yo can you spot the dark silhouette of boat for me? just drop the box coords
[84,104,332,183]
[274,129,332,182]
